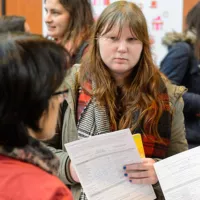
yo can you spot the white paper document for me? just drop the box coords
[65,129,156,200]
[154,146,200,200]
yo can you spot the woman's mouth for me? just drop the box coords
[46,26,56,31]
[114,58,128,63]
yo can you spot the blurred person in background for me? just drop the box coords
[44,0,94,64]
[160,2,200,148]
[0,33,73,200]
[0,15,30,33]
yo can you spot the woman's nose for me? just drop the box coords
[117,40,128,53]
[45,13,52,23]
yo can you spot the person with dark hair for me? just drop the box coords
[0,15,30,33]
[44,0,94,64]
[0,33,73,200]
[160,2,200,148]
[46,1,188,199]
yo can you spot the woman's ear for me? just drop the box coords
[58,94,65,103]
[38,110,47,131]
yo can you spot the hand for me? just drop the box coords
[69,161,80,183]
[124,158,158,185]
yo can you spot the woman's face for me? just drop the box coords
[35,92,66,141]
[98,23,143,83]
[44,0,70,40]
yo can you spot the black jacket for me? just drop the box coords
[160,31,200,148]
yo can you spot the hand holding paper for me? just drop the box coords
[124,158,158,185]
[65,129,156,200]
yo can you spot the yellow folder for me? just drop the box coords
[132,134,145,158]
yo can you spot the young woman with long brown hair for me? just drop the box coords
[47,2,188,199]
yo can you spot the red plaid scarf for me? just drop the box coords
[77,82,92,122]
[77,81,171,159]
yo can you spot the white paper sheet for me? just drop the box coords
[65,129,156,200]
[154,146,200,200]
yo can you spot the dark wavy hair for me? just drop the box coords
[186,1,200,58]
[80,1,164,140]
[0,33,70,147]
[0,15,26,32]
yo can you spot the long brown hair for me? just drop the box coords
[80,1,164,140]
[58,0,94,50]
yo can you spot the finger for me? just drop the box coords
[141,158,154,163]
[129,177,158,185]
[127,170,149,179]
[125,163,148,171]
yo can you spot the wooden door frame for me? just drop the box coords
[1,0,6,15]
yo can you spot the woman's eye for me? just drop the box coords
[51,10,60,15]
[128,37,137,42]
[109,37,118,41]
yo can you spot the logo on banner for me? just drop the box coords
[152,16,163,31]
[150,0,157,8]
